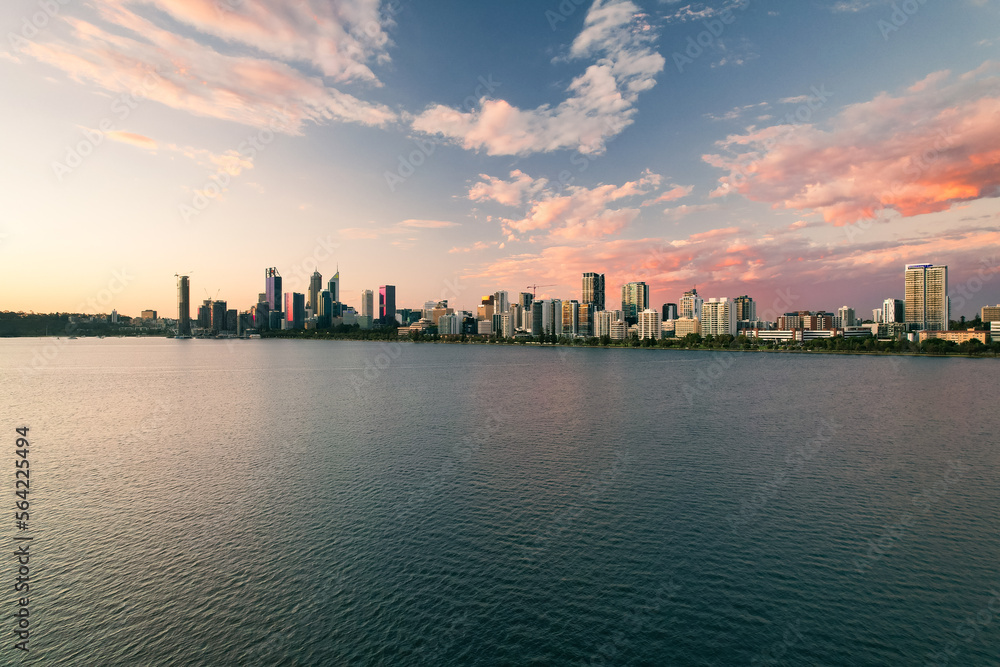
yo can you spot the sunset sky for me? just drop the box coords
[2,0,999,318]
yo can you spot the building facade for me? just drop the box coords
[265,267,282,312]
[379,285,396,324]
[176,275,191,336]
[702,298,736,337]
[905,263,948,330]
[637,309,662,340]
[621,282,649,324]
[582,272,606,311]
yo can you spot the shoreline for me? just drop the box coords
[7,334,994,359]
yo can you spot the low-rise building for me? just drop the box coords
[918,329,989,344]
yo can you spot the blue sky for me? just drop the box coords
[2,0,999,318]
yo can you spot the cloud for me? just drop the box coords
[398,219,460,229]
[411,0,665,156]
[703,61,1000,225]
[18,1,396,133]
[105,130,158,150]
[643,184,695,205]
[469,169,662,241]
[663,203,719,219]
[464,221,1000,313]
[340,218,460,239]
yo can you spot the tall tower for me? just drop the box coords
[328,268,340,303]
[379,285,396,324]
[176,275,191,336]
[621,281,649,325]
[308,270,322,313]
[905,264,948,330]
[680,288,703,320]
[265,268,282,312]
[582,272,605,311]
[361,289,374,318]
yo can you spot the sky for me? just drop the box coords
[2,0,999,319]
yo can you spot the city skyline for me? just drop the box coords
[2,1,999,316]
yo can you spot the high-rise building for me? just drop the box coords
[734,295,755,323]
[702,298,736,337]
[197,300,212,329]
[562,300,580,336]
[265,268,282,312]
[594,309,625,338]
[582,272,605,311]
[637,309,662,340]
[176,275,191,336]
[438,313,461,335]
[621,282,649,325]
[518,292,534,312]
[211,300,227,334]
[477,295,495,322]
[361,290,374,318]
[837,306,856,329]
[308,270,322,313]
[327,269,339,303]
[379,285,396,324]
[578,303,593,337]
[680,288,703,320]
[662,303,678,321]
[905,264,948,330]
[882,298,904,324]
[226,309,238,333]
[255,299,270,330]
[980,305,1000,323]
[493,291,509,315]
[284,292,305,329]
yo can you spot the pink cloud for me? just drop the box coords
[643,184,694,205]
[106,130,158,150]
[704,61,1000,225]
[20,2,396,133]
[468,169,660,241]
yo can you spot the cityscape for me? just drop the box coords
[25,261,994,351]
[3,0,1000,663]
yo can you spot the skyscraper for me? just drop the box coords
[361,289,374,318]
[308,270,322,312]
[211,300,227,334]
[621,281,649,325]
[905,264,948,330]
[637,309,663,340]
[582,272,605,311]
[702,298,736,337]
[734,295,755,323]
[662,303,678,321]
[328,269,339,303]
[284,292,305,329]
[265,267,282,312]
[561,300,580,336]
[379,285,396,324]
[680,288,703,320]
[176,275,191,336]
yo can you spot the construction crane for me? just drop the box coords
[526,284,556,298]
